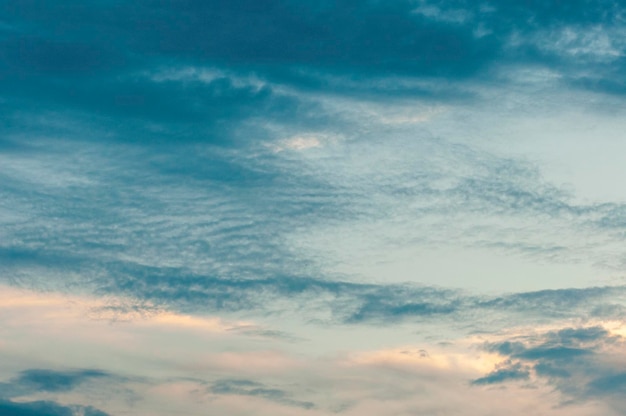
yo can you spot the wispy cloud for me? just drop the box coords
[209,379,315,409]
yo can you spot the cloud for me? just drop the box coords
[3,119,626,317]
[587,372,626,395]
[0,368,112,416]
[209,379,315,409]
[2,0,623,112]
[473,324,626,412]
[2,1,626,415]
[2,369,111,395]
[4,239,626,329]
[227,325,302,342]
[3,0,626,311]
[0,399,109,416]
[274,135,323,152]
[2,284,626,415]
[479,286,626,319]
[472,362,530,385]
[13,0,494,77]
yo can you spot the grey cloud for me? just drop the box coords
[587,373,626,395]
[2,0,623,109]
[343,285,462,324]
[474,325,626,410]
[472,362,530,385]
[0,369,114,399]
[227,325,301,342]
[0,399,109,416]
[13,369,110,393]
[516,346,592,361]
[96,259,626,327]
[210,379,315,409]
[0,69,311,148]
[534,362,571,378]
[0,369,112,416]
[547,327,613,344]
[0,36,125,75]
[478,287,626,318]
[1,0,499,77]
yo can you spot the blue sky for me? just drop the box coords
[2,1,626,414]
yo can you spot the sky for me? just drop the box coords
[2,0,626,414]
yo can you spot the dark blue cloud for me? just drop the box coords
[12,369,110,393]
[472,362,530,385]
[0,369,112,416]
[1,0,499,76]
[0,70,308,147]
[0,36,124,75]
[343,285,462,323]
[475,325,626,409]
[484,325,615,363]
[98,264,464,320]
[0,247,87,271]
[516,346,592,361]
[534,362,571,378]
[547,326,613,345]
[0,399,109,416]
[0,0,490,154]
[587,372,626,395]
[96,259,626,325]
[0,368,130,416]
[210,379,315,409]
[478,286,626,318]
[2,0,623,126]
[0,369,114,399]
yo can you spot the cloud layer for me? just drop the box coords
[3,1,626,415]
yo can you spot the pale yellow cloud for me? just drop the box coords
[0,285,246,332]
[0,285,287,378]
